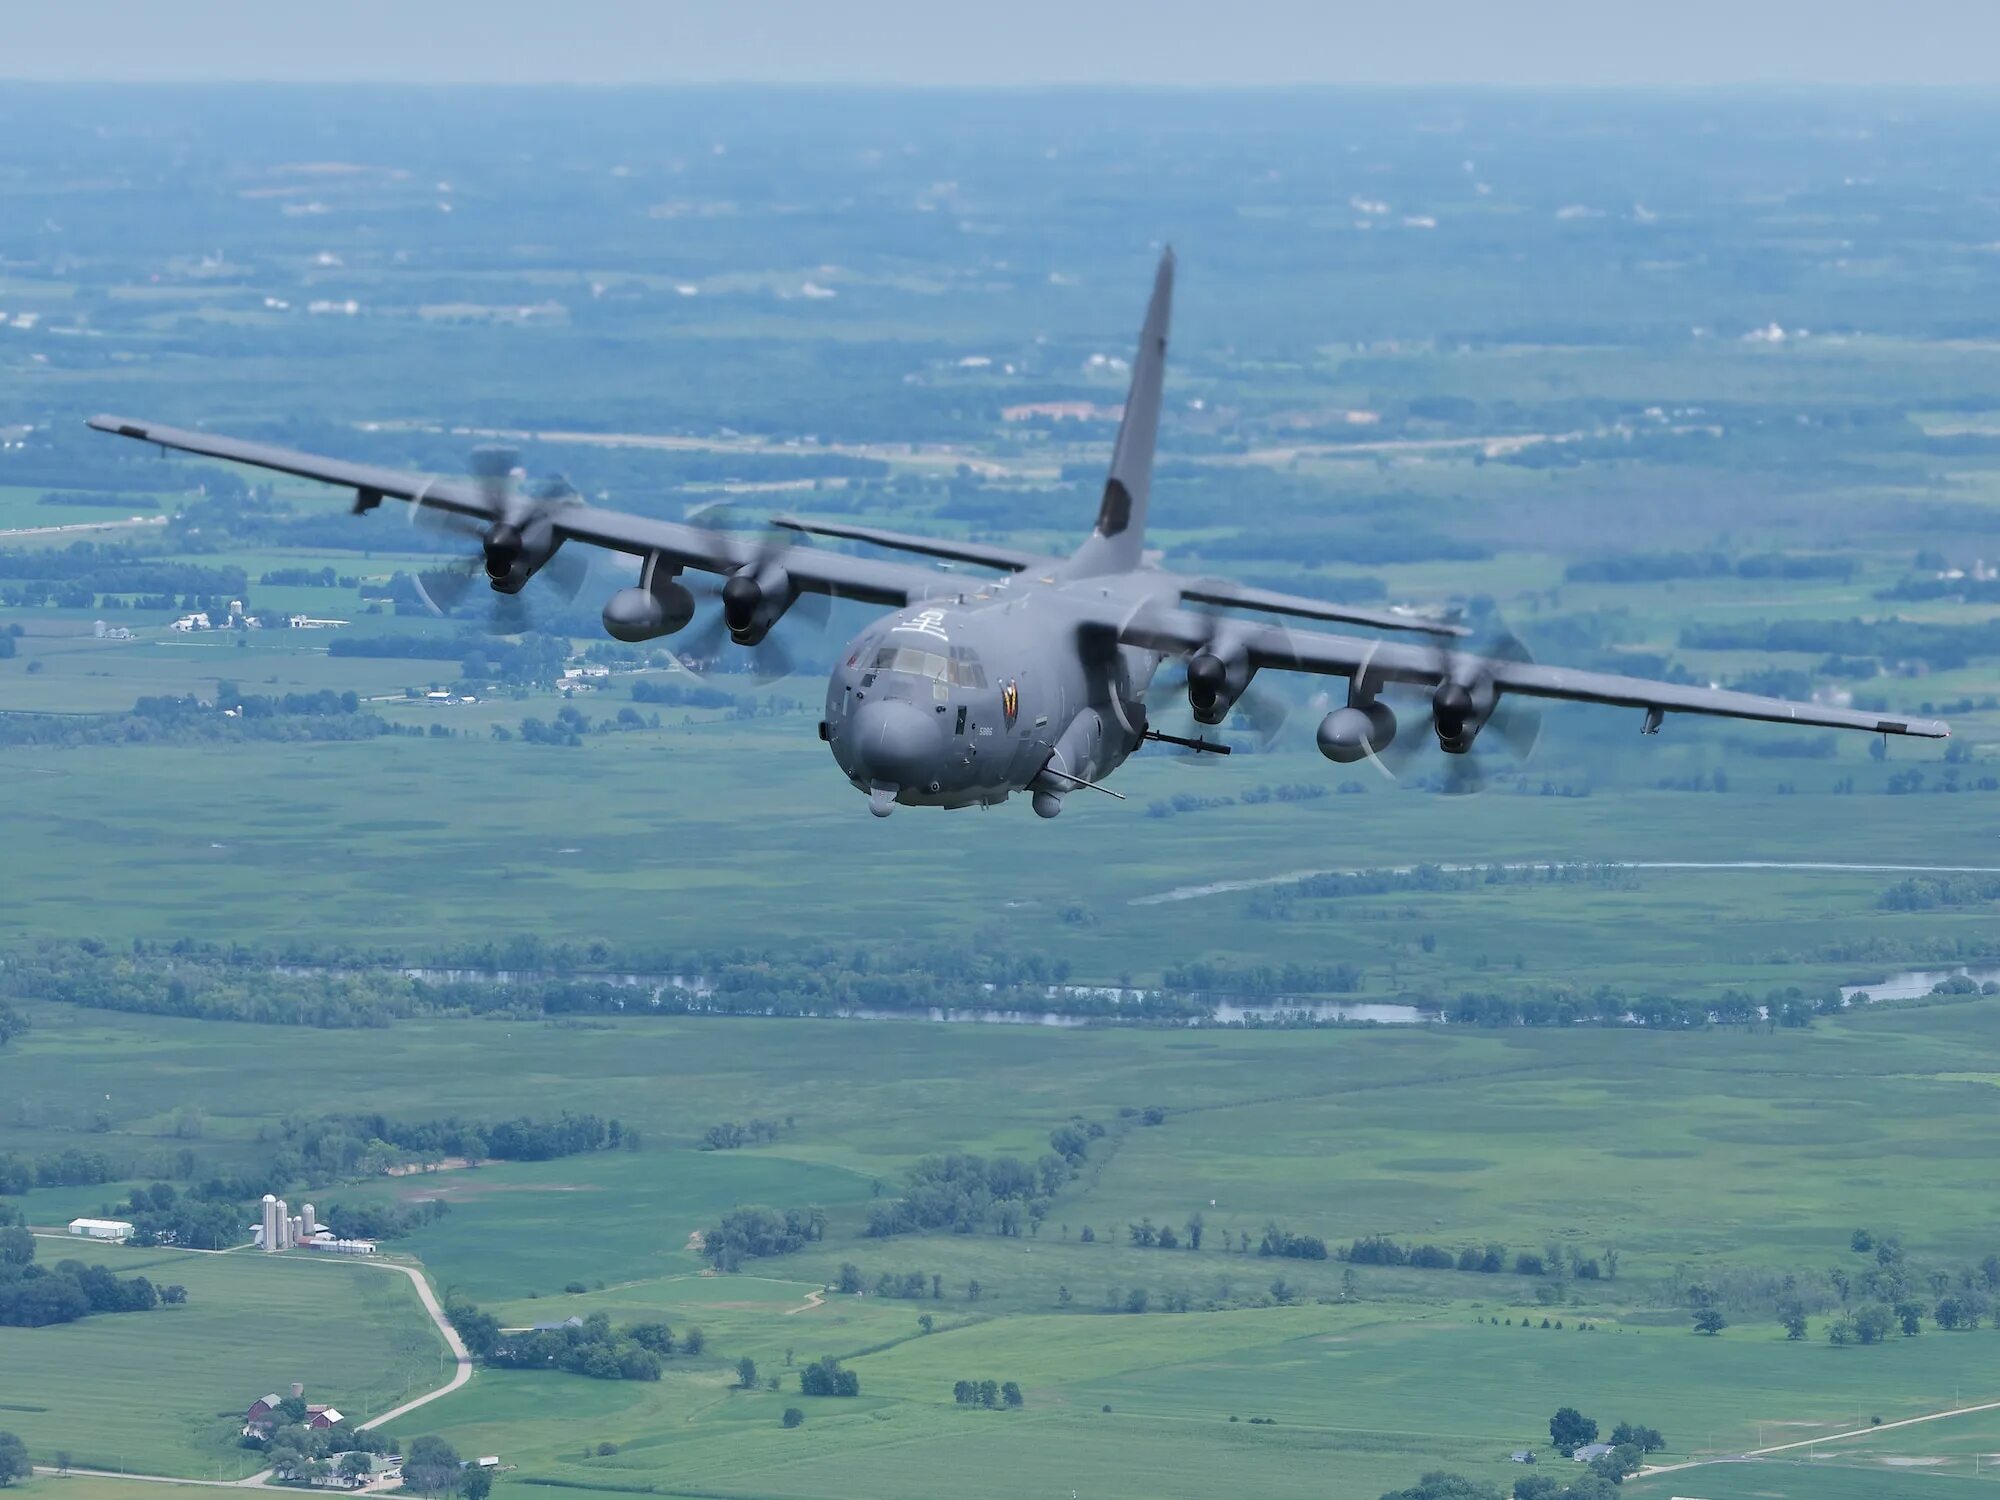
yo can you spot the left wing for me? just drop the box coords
[1116,604,1950,739]
[88,415,953,607]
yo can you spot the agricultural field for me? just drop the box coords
[0,1241,443,1479]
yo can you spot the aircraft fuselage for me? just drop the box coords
[822,570,1169,816]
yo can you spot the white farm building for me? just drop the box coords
[68,1218,134,1241]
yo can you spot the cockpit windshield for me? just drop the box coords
[869,645,987,688]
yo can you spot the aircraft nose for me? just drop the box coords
[848,698,943,788]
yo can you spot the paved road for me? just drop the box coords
[1640,1394,2000,1478]
[1134,859,2000,906]
[0,515,165,539]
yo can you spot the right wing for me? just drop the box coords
[89,415,958,608]
[1116,604,1951,739]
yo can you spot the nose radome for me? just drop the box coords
[849,698,943,787]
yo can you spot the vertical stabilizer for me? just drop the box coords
[1063,247,1173,577]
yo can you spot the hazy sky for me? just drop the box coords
[11,0,2000,88]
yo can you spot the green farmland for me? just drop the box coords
[0,1242,444,1479]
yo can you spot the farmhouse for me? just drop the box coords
[244,1383,342,1435]
[67,1217,134,1241]
[1572,1443,1615,1463]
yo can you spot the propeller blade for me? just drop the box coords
[412,556,482,616]
[541,545,589,603]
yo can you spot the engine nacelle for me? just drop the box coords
[1186,643,1253,726]
[482,516,561,595]
[602,579,697,642]
[1432,678,1493,754]
[1317,703,1395,764]
[722,562,797,646]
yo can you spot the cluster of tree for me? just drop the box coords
[1126,1215,1201,1250]
[281,1109,621,1173]
[699,1117,788,1151]
[401,1435,493,1500]
[1379,1470,1620,1499]
[450,1301,671,1381]
[703,1204,828,1270]
[1160,961,1364,996]
[1144,791,1241,819]
[1257,1224,1329,1261]
[1434,983,1826,1031]
[0,692,392,750]
[252,1400,397,1487]
[0,1145,121,1194]
[1566,549,1853,584]
[798,1355,860,1397]
[258,565,345,587]
[113,1181,258,1251]
[0,1005,26,1049]
[0,1431,30,1488]
[329,628,570,688]
[315,1198,452,1243]
[632,678,735,709]
[864,1140,1083,1239]
[951,1379,1023,1408]
[839,1265,937,1299]
[1681,616,2000,672]
[0,541,247,606]
[1879,874,2000,910]
[1342,1238,1612,1281]
[0,1237,184,1327]
[4,943,417,1028]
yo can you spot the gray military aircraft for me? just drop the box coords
[90,249,1947,817]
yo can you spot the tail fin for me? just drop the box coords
[1064,247,1172,577]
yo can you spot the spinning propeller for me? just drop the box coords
[408,446,589,634]
[669,502,830,683]
[1344,618,1543,794]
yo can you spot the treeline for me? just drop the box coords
[2,938,1221,1028]
[0,1146,122,1194]
[1879,874,2000,910]
[1435,984,1828,1030]
[1681,616,2000,671]
[632,679,735,709]
[1160,962,1364,996]
[259,566,346,587]
[1567,550,1854,584]
[0,692,395,750]
[279,1111,629,1176]
[447,1299,679,1381]
[329,629,569,688]
[0,541,246,606]
[0,1221,186,1327]
[865,1119,1103,1240]
[1340,1236,1611,1281]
